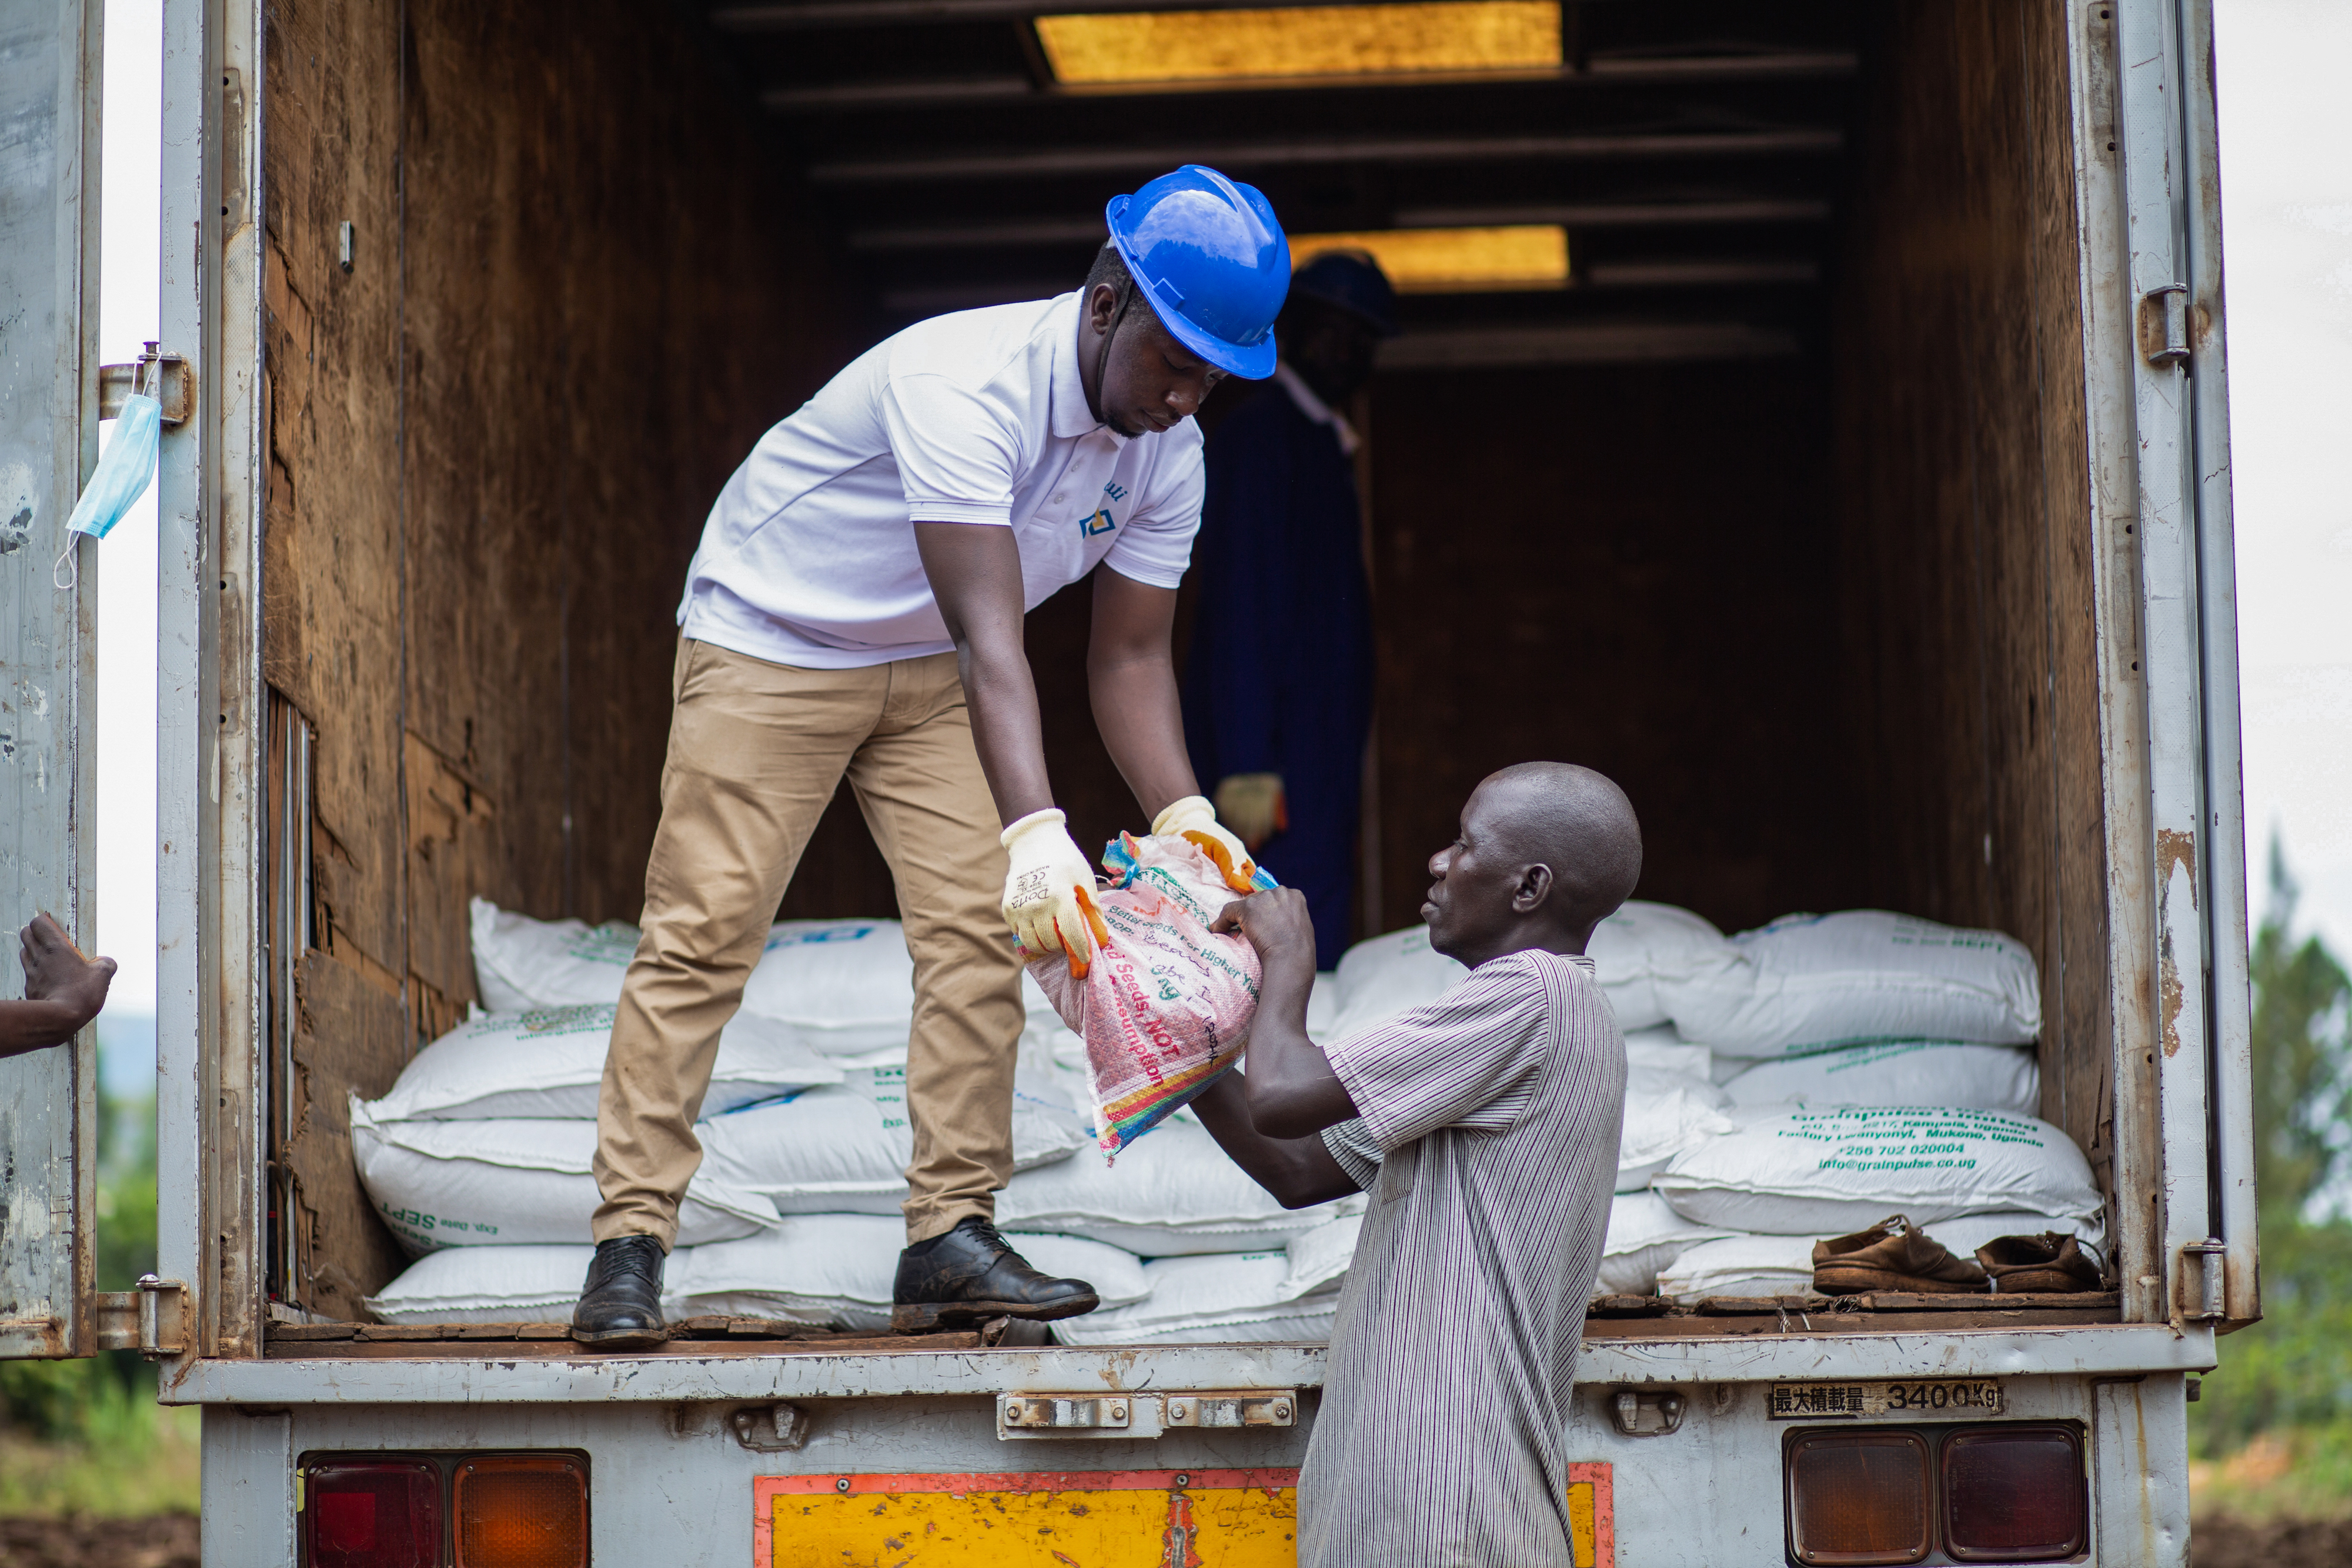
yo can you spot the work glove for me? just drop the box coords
[1152,794,1262,895]
[1001,808,1106,974]
[1212,772,1288,853]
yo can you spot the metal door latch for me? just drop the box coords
[2179,1238,2227,1322]
[2139,283,2191,367]
[97,344,194,424]
[1609,1388,1687,1437]
[95,1275,189,1359]
[729,1403,810,1452]
[1163,1393,1293,1428]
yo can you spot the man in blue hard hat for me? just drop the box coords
[1183,249,1398,968]
[572,166,1293,1348]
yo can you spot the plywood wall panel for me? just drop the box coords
[1362,359,1857,938]
[1832,1,2107,1173]
[260,0,409,987]
[263,0,851,1312]
[397,0,851,1002]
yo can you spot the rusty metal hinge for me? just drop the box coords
[2139,283,2191,368]
[994,1389,1297,1440]
[97,344,194,424]
[1000,1393,1131,1433]
[2178,1238,2227,1323]
[95,1275,189,1358]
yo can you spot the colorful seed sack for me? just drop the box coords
[1024,832,1274,1158]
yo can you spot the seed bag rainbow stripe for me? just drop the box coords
[1025,833,1276,1158]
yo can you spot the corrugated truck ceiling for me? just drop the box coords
[701,0,1862,360]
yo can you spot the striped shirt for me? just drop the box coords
[1303,949,1625,1567]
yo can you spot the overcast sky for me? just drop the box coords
[81,0,2352,1045]
[2212,0,2352,958]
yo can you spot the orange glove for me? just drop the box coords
[1152,794,1261,894]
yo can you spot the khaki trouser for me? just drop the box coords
[592,638,1024,1250]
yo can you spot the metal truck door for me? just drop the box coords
[2083,0,2259,1330]
[0,0,104,1360]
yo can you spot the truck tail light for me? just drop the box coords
[304,1460,443,1568]
[1786,1430,1932,1565]
[1943,1426,2087,1561]
[455,1455,589,1568]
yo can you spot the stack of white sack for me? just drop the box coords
[362,1223,1145,1330]
[365,1213,1361,1336]
[1654,1106,2103,1234]
[1595,1191,1734,1297]
[1640,1105,2105,1303]
[1656,1212,2107,1304]
[355,1061,1100,1255]
[1665,910,2043,1061]
[1718,1039,2040,1117]
[470,899,921,1068]
[356,902,1368,1338]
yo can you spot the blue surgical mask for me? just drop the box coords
[53,390,160,589]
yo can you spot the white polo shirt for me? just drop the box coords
[677,292,1207,670]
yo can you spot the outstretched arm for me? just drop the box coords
[1212,888,1359,1139]
[1087,566,1201,823]
[915,521,1054,825]
[1188,1070,1362,1209]
[4,914,115,1061]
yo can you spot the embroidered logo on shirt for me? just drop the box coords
[1080,480,1127,537]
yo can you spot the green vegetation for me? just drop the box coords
[2191,842,2352,1521]
[0,1050,201,1519]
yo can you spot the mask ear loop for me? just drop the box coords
[55,358,158,591]
[52,527,81,593]
[1091,276,1137,430]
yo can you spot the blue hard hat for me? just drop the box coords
[1290,249,1399,339]
[1104,165,1291,380]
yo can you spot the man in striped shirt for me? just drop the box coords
[1196,761,1641,1564]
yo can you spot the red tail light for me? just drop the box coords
[1786,1430,1932,1565]
[304,1460,443,1568]
[455,1455,589,1568]
[1943,1426,2088,1562]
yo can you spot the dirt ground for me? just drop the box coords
[2195,1514,2352,1567]
[0,1515,198,1568]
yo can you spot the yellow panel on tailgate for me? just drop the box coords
[754,1462,1615,1566]
[755,1468,1297,1566]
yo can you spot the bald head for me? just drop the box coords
[1419,762,1643,967]
[1480,763,1644,928]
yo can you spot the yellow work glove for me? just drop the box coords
[1001,808,1104,974]
[1212,772,1288,852]
[1152,794,1262,895]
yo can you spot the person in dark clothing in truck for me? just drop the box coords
[1194,761,1641,1567]
[1182,249,1396,968]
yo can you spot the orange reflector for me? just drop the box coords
[1943,1426,2087,1562]
[1785,1430,1932,1565]
[454,1456,587,1568]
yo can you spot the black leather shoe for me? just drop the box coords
[891,1217,1100,1333]
[570,1235,667,1348]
